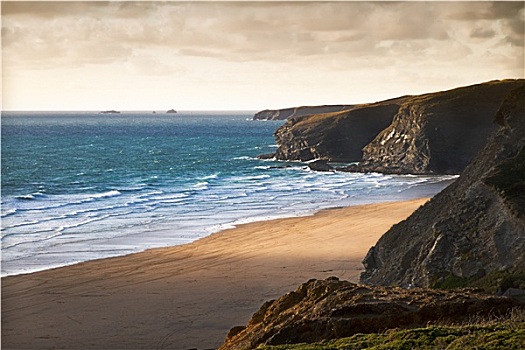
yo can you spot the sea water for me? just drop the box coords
[1,111,456,276]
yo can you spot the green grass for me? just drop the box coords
[258,309,525,350]
[433,267,525,294]
[258,323,525,350]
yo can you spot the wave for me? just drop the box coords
[198,173,219,180]
[232,156,258,161]
[7,190,124,213]
[192,181,209,190]
[1,208,17,218]
[230,174,271,182]
[15,192,47,201]
[89,190,122,199]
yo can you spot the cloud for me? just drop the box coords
[2,1,523,111]
[470,27,497,39]
[3,1,522,68]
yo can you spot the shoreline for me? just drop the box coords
[2,198,428,350]
[2,176,455,278]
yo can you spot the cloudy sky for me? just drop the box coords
[2,1,524,111]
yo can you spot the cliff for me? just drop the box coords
[273,100,406,162]
[267,79,524,174]
[219,277,522,349]
[354,80,524,174]
[360,86,525,289]
[253,105,353,121]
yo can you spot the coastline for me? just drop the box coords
[2,198,428,350]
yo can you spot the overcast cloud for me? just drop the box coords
[2,1,524,110]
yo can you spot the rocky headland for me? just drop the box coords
[360,85,525,290]
[272,99,407,162]
[261,79,524,174]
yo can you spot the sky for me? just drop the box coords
[1,1,524,111]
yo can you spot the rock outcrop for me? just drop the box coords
[353,80,524,174]
[308,159,333,172]
[360,86,525,288]
[273,99,407,162]
[219,277,522,349]
[253,105,353,121]
[265,79,524,174]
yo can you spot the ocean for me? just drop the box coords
[1,111,456,276]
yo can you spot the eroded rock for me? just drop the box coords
[219,277,522,349]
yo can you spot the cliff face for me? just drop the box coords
[274,102,405,162]
[267,79,524,173]
[253,105,353,121]
[360,86,525,288]
[357,80,524,174]
[219,277,521,349]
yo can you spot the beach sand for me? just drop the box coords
[2,198,427,350]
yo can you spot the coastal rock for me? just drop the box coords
[257,153,276,160]
[253,105,353,121]
[360,85,525,289]
[219,277,522,349]
[307,159,333,172]
[273,101,405,162]
[353,80,524,174]
[268,79,523,173]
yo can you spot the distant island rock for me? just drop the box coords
[260,79,524,175]
[166,109,177,114]
[100,110,120,114]
[361,85,525,290]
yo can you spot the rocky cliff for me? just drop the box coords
[267,79,524,173]
[253,105,353,121]
[354,80,524,174]
[219,277,522,349]
[360,86,525,289]
[273,101,406,162]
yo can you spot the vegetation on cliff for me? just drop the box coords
[258,315,525,350]
[253,105,354,121]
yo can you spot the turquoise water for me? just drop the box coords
[1,111,455,276]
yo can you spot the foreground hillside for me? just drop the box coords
[219,278,524,349]
[361,86,525,289]
[258,319,525,350]
[261,79,524,174]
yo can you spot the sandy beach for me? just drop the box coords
[2,198,428,350]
